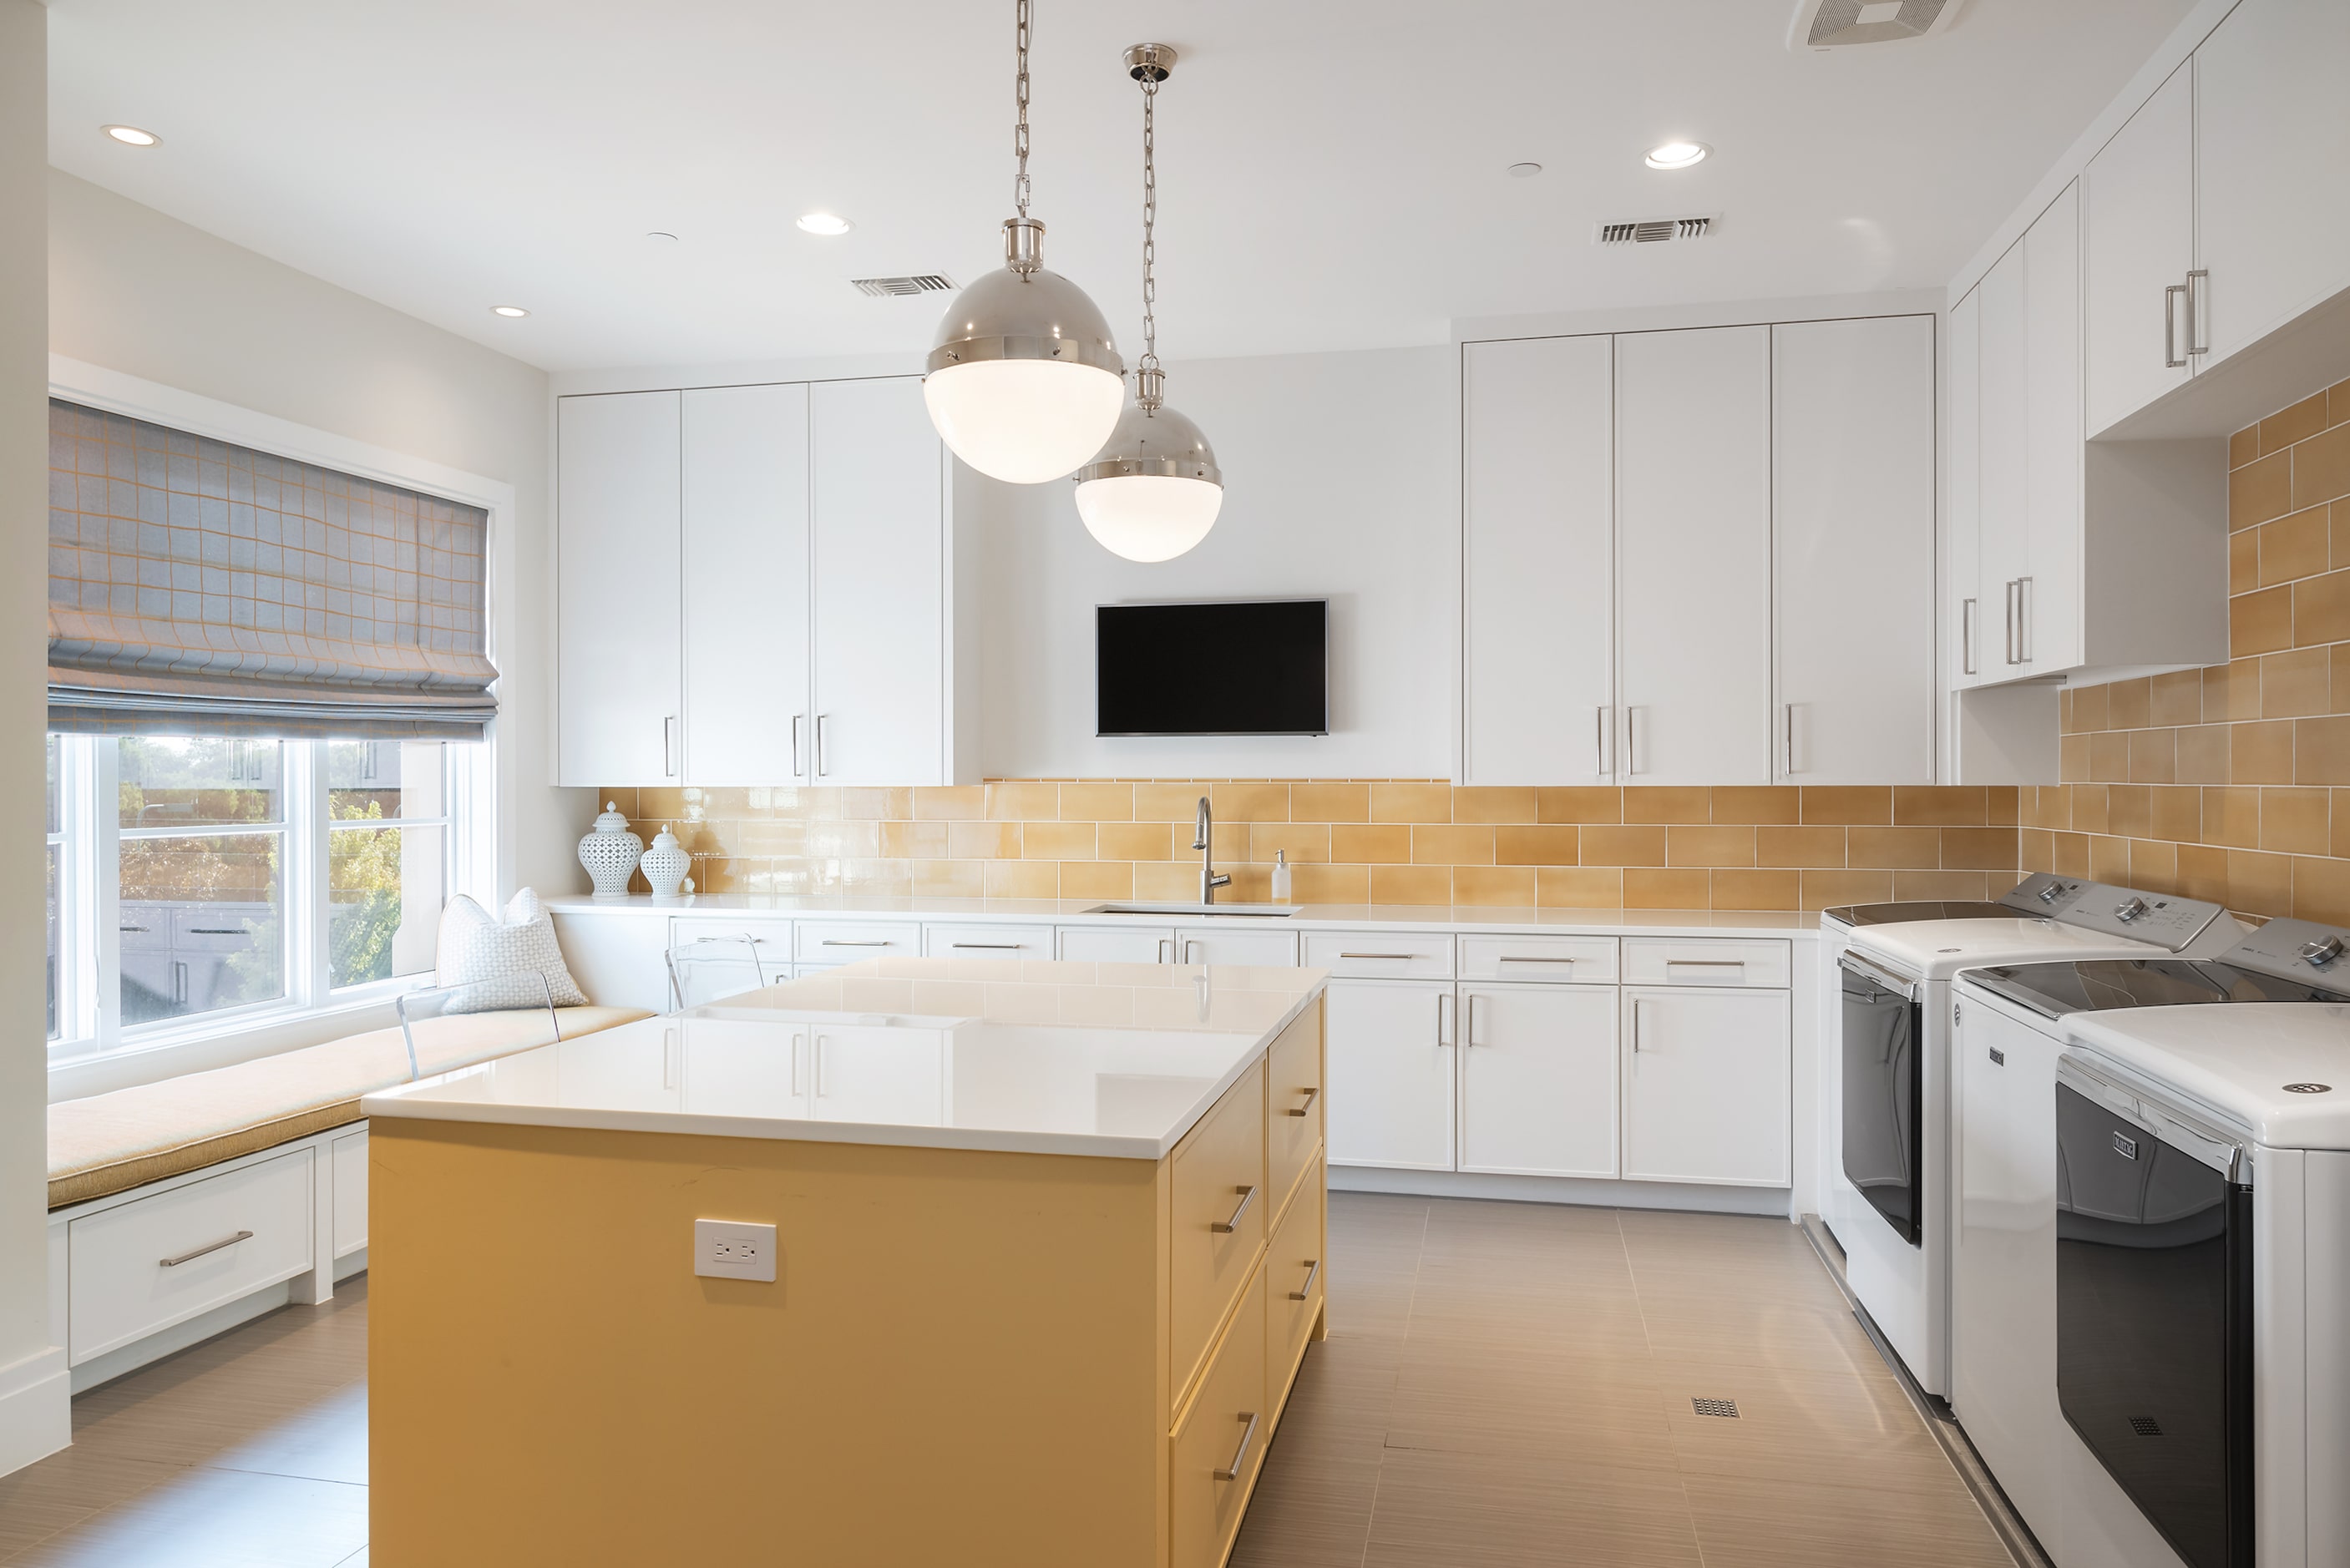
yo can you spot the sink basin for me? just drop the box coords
[1081,903,1300,918]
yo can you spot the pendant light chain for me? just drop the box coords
[1138,69,1161,403]
[1013,0,1032,220]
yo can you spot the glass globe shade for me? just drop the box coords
[922,359,1125,485]
[1075,474,1224,563]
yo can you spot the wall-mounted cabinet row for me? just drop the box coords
[1461,315,1937,787]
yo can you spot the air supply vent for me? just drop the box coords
[1597,215,1714,246]
[1788,0,1966,50]
[851,274,957,298]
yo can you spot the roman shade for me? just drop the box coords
[47,400,498,739]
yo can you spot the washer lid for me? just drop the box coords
[1960,957,2347,1019]
[1850,918,2175,981]
[2068,1004,2350,1150]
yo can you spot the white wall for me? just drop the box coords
[977,345,1459,779]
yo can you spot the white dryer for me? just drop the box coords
[1836,881,2239,1398]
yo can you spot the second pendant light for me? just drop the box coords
[1073,43,1223,564]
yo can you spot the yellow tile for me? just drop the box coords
[1451,787,1540,824]
[2294,855,2350,925]
[1022,821,1095,860]
[1942,827,2020,870]
[2152,785,2201,843]
[1709,787,1802,826]
[2018,829,2055,871]
[1537,867,1621,908]
[2233,585,2295,656]
[2071,784,2111,836]
[1847,826,1943,868]
[2260,505,2333,587]
[1494,825,1580,866]
[2206,660,2261,723]
[1451,865,1537,906]
[2261,647,2331,716]
[2052,832,2093,878]
[1222,865,1274,903]
[1623,867,1710,909]
[2261,787,2330,854]
[1134,782,1205,821]
[1209,781,1289,822]
[2060,732,2092,782]
[840,787,910,821]
[2334,499,2350,570]
[983,860,1059,898]
[1133,861,1198,901]
[2106,678,2151,731]
[1370,864,1451,906]
[693,857,742,893]
[1757,825,1846,867]
[1370,782,1453,823]
[2231,448,2294,529]
[2294,569,2350,648]
[1099,821,1178,861]
[1210,822,1248,861]
[1892,787,1988,827]
[2108,785,2152,839]
[2070,683,2110,733]
[2089,834,2132,884]
[2295,422,2350,510]
[1800,869,1892,911]
[1292,862,1368,903]
[2178,842,2231,903]
[1537,787,1622,824]
[2227,849,2294,918]
[1058,782,1134,822]
[2130,838,2180,895]
[2336,378,2350,427]
[881,820,950,860]
[2261,390,2332,455]
[2333,643,2350,713]
[2129,729,2178,783]
[1248,823,1330,864]
[2229,425,2261,469]
[2231,527,2261,594]
[2089,731,2131,781]
[2297,715,2350,785]
[1665,825,1755,867]
[911,786,987,821]
[1801,787,1892,825]
[1290,782,1369,823]
[1710,868,1800,911]
[2205,786,2261,848]
[1892,870,1993,901]
[1580,825,1669,867]
[2238,718,2301,783]
[1413,825,1496,864]
[1059,861,1134,900]
[2176,724,2231,784]
[2061,686,2079,734]
[1331,823,1414,863]
[948,821,1021,859]
[1989,787,2022,827]
[771,787,837,821]
[2335,789,2350,857]
[985,781,1059,821]
[1623,787,1710,824]
[909,859,985,898]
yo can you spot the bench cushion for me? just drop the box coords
[48,1005,651,1209]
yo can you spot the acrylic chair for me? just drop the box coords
[393,969,561,1081]
[664,933,767,1013]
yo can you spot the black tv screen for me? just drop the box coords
[1096,600,1328,736]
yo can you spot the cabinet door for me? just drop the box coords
[557,392,681,787]
[1175,928,1300,968]
[1616,326,1771,785]
[2195,0,2350,368]
[1057,926,1174,964]
[810,377,945,786]
[1461,335,1614,784]
[682,383,810,785]
[1771,316,1936,784]
[2083,64,2196,435]
[1946,289,1985,692]
[1621,987,1790,1186]
[1324,979,1455,1171]
[549,913,673,1015]
[1457,983,1617,1179]
[810,1024,947,1125]
[2023,182,2083,675]
[1977,243,2031,679]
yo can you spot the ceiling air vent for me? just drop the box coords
[1597,215,1714,246]
[850,274,957,298]
[1788,0,1966,50]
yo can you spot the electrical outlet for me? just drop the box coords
[693,1218,777,1282]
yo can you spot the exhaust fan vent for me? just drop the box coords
[1788,0,1965,50]
[851,274,957,298]
[1597,215,1714,246]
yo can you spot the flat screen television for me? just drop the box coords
[1096,599,1328,736]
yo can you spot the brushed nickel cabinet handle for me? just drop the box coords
[2186,269,2209,356]
[815,1034,829,1097]
[1631,999,1643,1055]
[1783,704,1796,776]
[1214,1411,1262,1481]
[1157,938,1175,964]
[815,713,829,777]
[1497,954,1573,964]
[1284,1086,1319,1117]
[1665,959,1745,969]
[1437,990,1455,1047]
[791,714,806,777]
[1289,1258,1322,1302]
[2018,576,2033,663]
[160,1231,251,1268]
[1338,952,1421,960]
[2165,282,2188,368]
[950,942,1024,950]
[821,938,891,948]
[1961,597,1978,675]
[1211,1184,1258,1235]
[664,716,679,777]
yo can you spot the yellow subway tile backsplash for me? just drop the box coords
[1330,823,1413,864]
[1623,787,1710,824]
[1495,825,1580,866]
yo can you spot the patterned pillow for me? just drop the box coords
[433,888,590,1011]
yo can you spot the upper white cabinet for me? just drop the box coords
[1461,335,1614,785]
[557,392,683,787]
[2022,183,2084,676]
[2084,65,2196,436]
[1771,316,1936,785]
[1946,291,1983,689]
[1616,326,1773,787]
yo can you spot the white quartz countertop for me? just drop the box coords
[360,958,1327,1160]
[543,892,1818,938]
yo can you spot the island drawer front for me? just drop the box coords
[1622,938,1791,989]
[1265,1163,1324,1420]
[1264,1004,1323,1216]
[793,920,920,963]
[1303,932,1454,979]
[1458,934,1618,983]
[1171,1060,1268,1407]
[920,922,1054,959]
[670,917,794,964]
[68,1148,314,1365]
[1172,1264,1269,1568]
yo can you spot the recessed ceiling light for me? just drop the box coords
[1507,162,1543,179]
[490,305,529,318]
[102,124,160,147]
[1645,141,1710,170]
[796,212,853,236]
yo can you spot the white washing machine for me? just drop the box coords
[1836,881,2239,1398]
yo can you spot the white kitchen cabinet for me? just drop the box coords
[1461,334,1615,785]
[2023,182,2084,676]
[1058,926,1173,964]
[550,912,673,1015]
[810,1023,948,1125]
[1324,979,1456,1171]
[1456,983,1618,1179]
[557,392,681,787]
[2084,64,2196,437]
[922,923,1053,959]
[2193,0,2350,371]
[1621,986,1791,1186]
[681,383,809,785]
[1616,326,1772,786]
[1976,238,2031,681]
[1771,316,1936,784]
[1946,290,1984,692]
[1175,927,1300,968]
[810,377,947,787]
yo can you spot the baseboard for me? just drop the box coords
[1329,1165,1795,1217]
[0,1343,70,1479]
[68,1282,291,1395]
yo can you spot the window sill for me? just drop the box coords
[46,979,437,1105]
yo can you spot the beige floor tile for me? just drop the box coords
[1229,1447,1380,1568]
[1679,1470,2013,1568]
[1384,1347,1679,1469]
[3,1468,367,1568]
[1360,1448,1707,1568]
[0,1449,180,1560]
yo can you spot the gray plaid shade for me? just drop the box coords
[47,401,498,739]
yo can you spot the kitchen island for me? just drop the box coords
[362,957,1327,1568]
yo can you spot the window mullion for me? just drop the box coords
[289,741,327,1009]
[90,736,121,1053]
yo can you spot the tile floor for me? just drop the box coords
[0,1196,2008,1566]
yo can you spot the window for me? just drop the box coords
[48,732,483,1061]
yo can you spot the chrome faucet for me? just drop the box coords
[1194,797,1230,905]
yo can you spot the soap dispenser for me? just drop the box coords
[1270,848,1292,903]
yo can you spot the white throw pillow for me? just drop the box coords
[433,888,590,1011]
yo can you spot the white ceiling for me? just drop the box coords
[46,0,2197,373]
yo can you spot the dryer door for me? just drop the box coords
[1840,955,1922,1245]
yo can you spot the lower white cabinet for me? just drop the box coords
[1457,983,1618,1179]
[1621,987,1791,1186]
[1324,979,1456,1171]
[1058,926,1173,964]
[922,923,1053,959]
[1175,926,1300,968]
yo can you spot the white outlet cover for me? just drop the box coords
[694,1218,777,1282]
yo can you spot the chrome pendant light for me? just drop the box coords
[924,0,1125,484]
[1075,44,1223,563]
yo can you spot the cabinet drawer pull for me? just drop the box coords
[821,938,891,948]
[1289,1257,1322,1302]
[2185,268,2209,357]
[950,942,1025,950]
[160,1230,252,1268]
[1213,1410,1262,1482]
[1210,1185,1258,1235]
[1961,596,1978,675]
[2165,281,2188,368]
[188,928,241,936]
[1284,1086,1319,1117]
[1336,952,1419,960]
[663,715,679,777]
[1497,954,1573,964]
[1664,959,1745,969]
[790,714,806,778]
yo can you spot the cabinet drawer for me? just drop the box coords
[671,917,794,964]
[1172,1265,1269,1568]
[1265,1004,1323,1217]
[1265,1164,1324,1421]
[793,920,919,963]
[117,903,170,952]
[921,922,1054,959]
[1170,1061,1267,1405]
[331,1131,367,1259]
[68,1149,314,1364]
[171,903,271,953]
[1459,933,1617,983]
[1622,937,1790,989]
[1175,928,1300,969]
[1057,926,1172,964]
[1303,931,1453,979]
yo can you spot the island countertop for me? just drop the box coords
[359,957,1327,1160]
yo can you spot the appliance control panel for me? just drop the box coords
[2049,882,2230,951]
[1996,873,2089,917]
[2216,916,2350,989]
